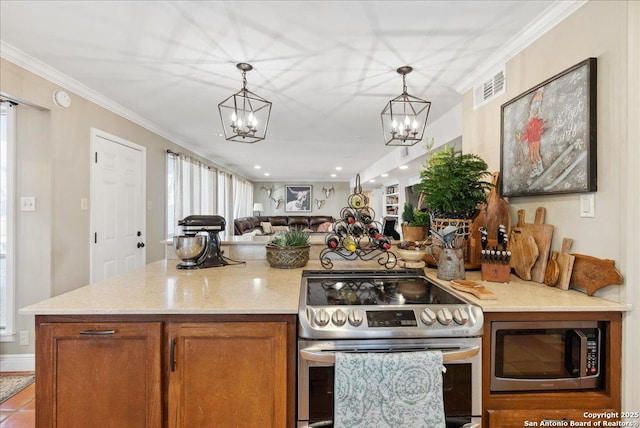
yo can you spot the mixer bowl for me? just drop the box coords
[173,235,208,265]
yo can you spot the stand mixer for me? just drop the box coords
[174,215,229,269]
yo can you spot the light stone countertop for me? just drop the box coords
[428,270,632,313]
[21,259,631,315]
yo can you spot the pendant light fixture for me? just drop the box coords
[218,63,272,143]
[381,66,431,146]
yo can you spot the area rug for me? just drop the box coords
[0,374,35,403]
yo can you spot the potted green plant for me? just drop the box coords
[417,145,493,219]
[417,145,493,267]
[265,228,311,269]
[401,202,429,242]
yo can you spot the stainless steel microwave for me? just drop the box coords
[490,320,602,392]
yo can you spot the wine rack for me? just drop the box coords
[319,175,397,269]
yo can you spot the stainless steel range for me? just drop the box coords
[297,269,483,428]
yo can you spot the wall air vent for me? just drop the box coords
[400,146,409,160]
[473,67,506,109]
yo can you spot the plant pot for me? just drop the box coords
[401,225,428,242]
[265,244,310,269]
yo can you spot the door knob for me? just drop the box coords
[137,242,145,248]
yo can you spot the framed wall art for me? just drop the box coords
[285,185,312,212]
[500,57,597,197]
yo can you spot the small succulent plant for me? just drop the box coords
[269,228,310,247]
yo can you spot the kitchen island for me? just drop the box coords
[21,260,631,428]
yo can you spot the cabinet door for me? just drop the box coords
[168,322,288,428]
[487,409,619,428]
[37,322,162,428]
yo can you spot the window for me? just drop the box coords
[166,151,216,238]
[0,101,16,340]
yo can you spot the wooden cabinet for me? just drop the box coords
[36,321,162,428]
[482,311,622,428]
[488,408,619,428]
[35,315,296,428]
[167,322,290,427]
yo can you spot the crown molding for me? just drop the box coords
[0,41,250,180]
[0,41,186,145]
[454,0,588,94]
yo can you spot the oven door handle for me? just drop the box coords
[300,345,480,364]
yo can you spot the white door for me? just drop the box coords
[90,129,146,283]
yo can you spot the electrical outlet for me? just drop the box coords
[19,330,29,346]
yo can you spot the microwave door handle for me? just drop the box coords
[573,329,588,377]
[300,345,480,364]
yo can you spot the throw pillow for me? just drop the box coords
[272,225,290,232]
[316,221,333,233]
[260,221,273,234]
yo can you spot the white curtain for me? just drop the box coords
[217,171,233,237]
[233,175,254,219]
[167,152,216,237]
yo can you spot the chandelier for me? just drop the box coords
[381,66,431,146]
[218,63,272,143]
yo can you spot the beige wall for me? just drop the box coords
[463,1,633,301]
[0,58,216,355]
[252,181,351,219]
[462,0,639,411]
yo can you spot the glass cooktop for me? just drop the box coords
[304,274,467,306]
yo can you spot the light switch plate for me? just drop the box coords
[580,194,595,217]
[20,196,36,211]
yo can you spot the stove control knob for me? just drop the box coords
[332,309,347,326]
[437,308,453,325]
[420,308,437,325]
[453,308,469,325]
[348,309,364,327]
[314,309,330,327]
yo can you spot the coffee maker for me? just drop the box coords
[175,215,228,269]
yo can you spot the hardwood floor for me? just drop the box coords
[0,373,35,428]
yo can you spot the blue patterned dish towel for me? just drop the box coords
[334,351,445,428]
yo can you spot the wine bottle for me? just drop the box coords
[377,237,391,251]
[341,207,356,224]
[367,224,382,240]
[325,233,340,249]
[350,221,365,237]
[343,236,357,252]
[334,221,349,237]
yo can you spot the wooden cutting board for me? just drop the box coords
[509,226,539,281]
[556,238,575,290]
[543,251,560,286]
[450,279,497,300]
[570,254,624,296]
[521,207,554,284]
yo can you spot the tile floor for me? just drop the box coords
[0,373,35,428]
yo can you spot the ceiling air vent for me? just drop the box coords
[473,67,506,109]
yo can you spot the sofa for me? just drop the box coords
[233,215,334,236]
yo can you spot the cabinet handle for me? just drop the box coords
[170,338,176,372]
[79,330,116,335]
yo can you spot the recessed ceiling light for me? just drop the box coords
[369,179,376,183]
[381,173,389,177]
[331,173,337,178]
[254,165,261,169]
[399,165,409,170]
[264,172,270,176]
[336,167,342,171]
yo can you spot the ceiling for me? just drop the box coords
[1,1,567,183]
